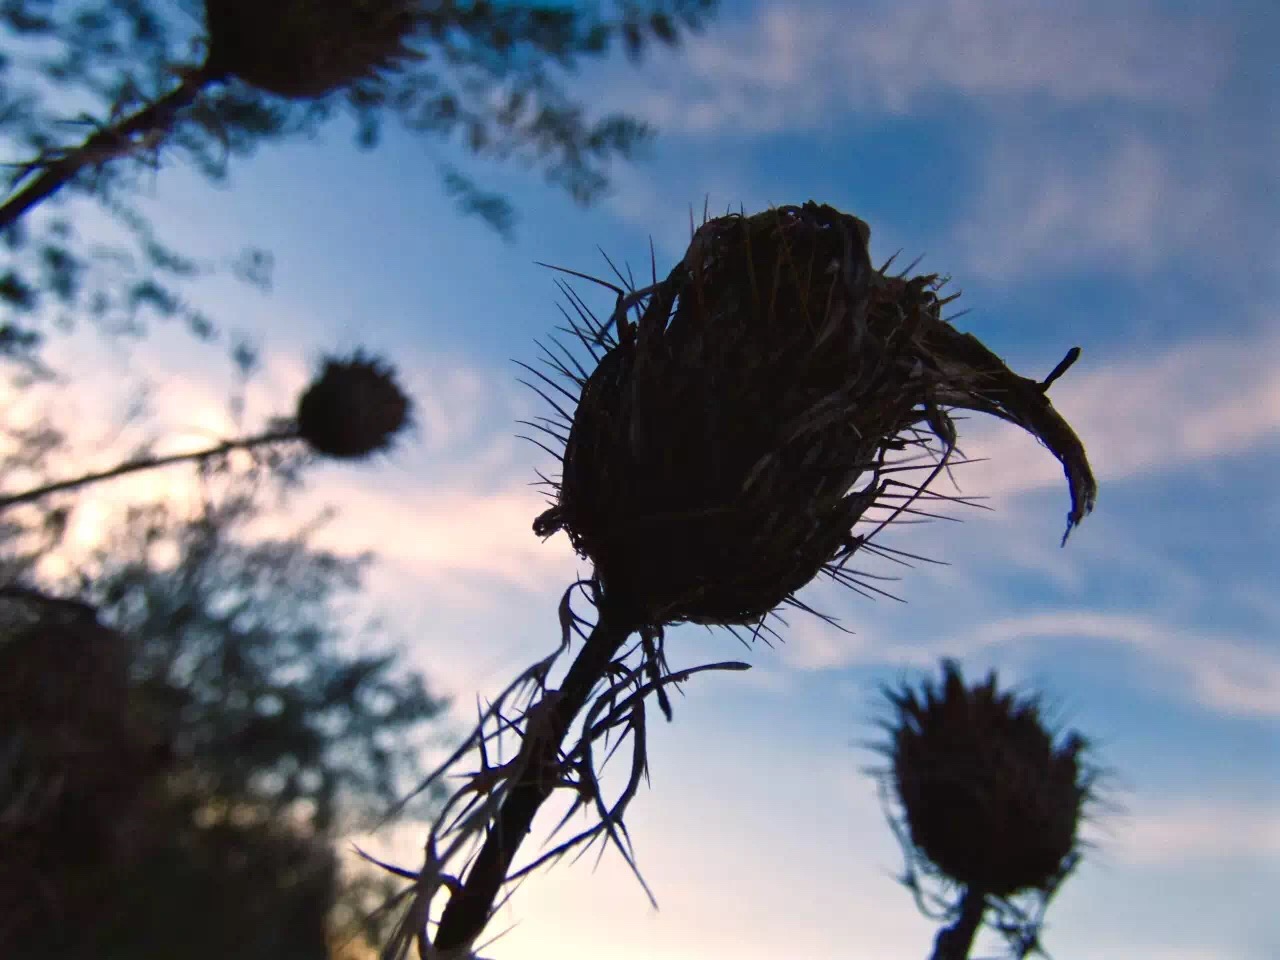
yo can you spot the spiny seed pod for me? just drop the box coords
[203,0,425,100]
[296,351,411,460]
[532,202,1096,630]
[880,660,1094,897]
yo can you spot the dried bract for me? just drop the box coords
[534,202,1096,630]
[204,0,425,100]
[296,351,412,460]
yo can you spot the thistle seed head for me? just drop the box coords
[295,351,411,460]
[204,0,425,100]
[880,659,1095,897]
[533,202,1096,631]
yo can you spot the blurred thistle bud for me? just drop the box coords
[203,0,426,100]
[878,659,1097,899]
[295,351,412,460]
[532,202,1096,631]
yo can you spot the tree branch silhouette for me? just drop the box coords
[0,64,223,232]
[0,427,297,512]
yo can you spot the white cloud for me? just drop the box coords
[305,477,578,594]
[582,3,1247,279]
[951,610,1280,717]
[1110,802,1280,866]
[775,616,881,671]
[952,133,1230,278]
[591,0,1225,136]
[776,575,1280,717]
[856,0,1224,107]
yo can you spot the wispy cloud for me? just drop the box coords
[952,133,1229,278]
[780,585,1280,717]
[582,2,1251,280]
[593,0,1225,136]
[953,610,1280,718]
[307,478,577,594]
[1110,802,1280,865]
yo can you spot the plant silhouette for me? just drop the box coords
[368,202,1098,958]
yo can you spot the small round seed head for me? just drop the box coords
[295,351,411,460]
[534,202,1095,630]
[881,660,1094,896]
[203,0,425,100]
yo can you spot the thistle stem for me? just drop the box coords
[432,599,636,952]
[0,64,223,232]
[0,428,299,513]
[929,888,987,960]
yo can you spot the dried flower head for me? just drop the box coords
[879,659,1095,898]
[295,351,412,460]
[203,0,425,100]
[531,202,1096,631]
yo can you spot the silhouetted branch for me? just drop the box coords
[0,65,223,231]
[0,427,297,512]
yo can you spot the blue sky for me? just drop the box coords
[5,1,1278,958]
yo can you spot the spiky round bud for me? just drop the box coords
[880,660,1094,897]
[203,0,425,100]
[534,202,1095,630]
[295,351,411,460]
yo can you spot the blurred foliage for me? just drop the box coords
[0,204,272,378]
[0,0,718,369]
[0,0,716,208]
[0,449,450,956]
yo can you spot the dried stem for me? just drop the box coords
[0,427,298,513]
[930,889,987,960]
[0,64,223,231]
[431,595,636,952]
[365,580,748,960]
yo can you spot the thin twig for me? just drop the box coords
[0,428,298,512]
